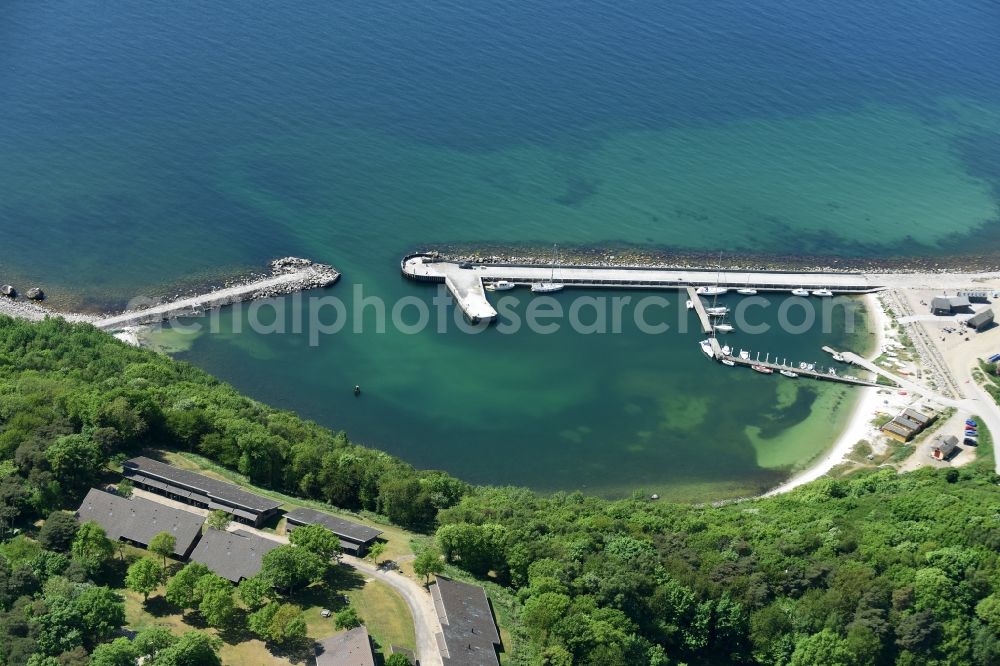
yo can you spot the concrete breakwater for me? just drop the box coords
[401,253,880,323]
[94,257,339,330]
[430,243,1000,275]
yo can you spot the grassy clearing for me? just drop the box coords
[297,563,415,655]
[968,418,994,470]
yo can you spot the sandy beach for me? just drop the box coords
[763,293,889,496]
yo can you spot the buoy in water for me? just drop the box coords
[354,385,361,396]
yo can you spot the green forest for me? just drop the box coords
[1,316,998,665]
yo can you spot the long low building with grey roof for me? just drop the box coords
[76,488,204,558]
[122,456,281,527]
[189,528,282,582]
[314,626,376,666]
[284,507,383,556]
[431,576,502,666]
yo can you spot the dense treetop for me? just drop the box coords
[1,316,998,665]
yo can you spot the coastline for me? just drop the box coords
[0,257,338,334]
[761,293,888,496]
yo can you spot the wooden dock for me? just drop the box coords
[714,346,880,387]
[686,287,713,334]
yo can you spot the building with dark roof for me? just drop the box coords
[189,528,281,582]
[966,309,994,332]
[930,295,971,316]
[880,406,937,443]
[314,626,376,666]
[881,420,917,443]
[122,457,281,527]
[284,507,383,556]
[931,435,959,461]
[431,576,502,666]
[902,409,932,426]
[76,488,204,558]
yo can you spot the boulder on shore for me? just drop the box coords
[1,285,14,298]
[25,287,44,301]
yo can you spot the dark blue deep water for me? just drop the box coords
[2,1,999,495]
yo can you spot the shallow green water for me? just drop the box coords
[150,289,873,500]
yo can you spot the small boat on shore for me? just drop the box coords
[752,364,773,374]
[780,369,798,378]
[812,288,834,297]
[791,288,809,296]
[699,339,715,357]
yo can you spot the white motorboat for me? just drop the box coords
[699,339,715,357]
[685,299,694,310]
[832,353,845,362]
[721,345,731,356]
[714,323,734,333]
[812,288,834,297]
[739,349,750,360]
[492,280,515,291]
[696,286,728,296]
[791,288,810,296]
[780,369,798,378]
[705,306,729,316]
[722,358,736,366]
[531,244,564,294]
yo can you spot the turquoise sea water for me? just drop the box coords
[2,1,999,496]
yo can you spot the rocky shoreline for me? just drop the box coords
[427,242,1000,274]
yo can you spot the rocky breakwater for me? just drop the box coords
[261,257,340,295]
[94,257,340,330]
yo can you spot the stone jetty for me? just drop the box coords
[94,257,339,330]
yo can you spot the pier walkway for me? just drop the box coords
[686,287,713,334]
[717,346,880,387]
[96,258,340,331]
[829,348,963,408]
[402,254,880,322]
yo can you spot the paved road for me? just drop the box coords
[341,555,444,666]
